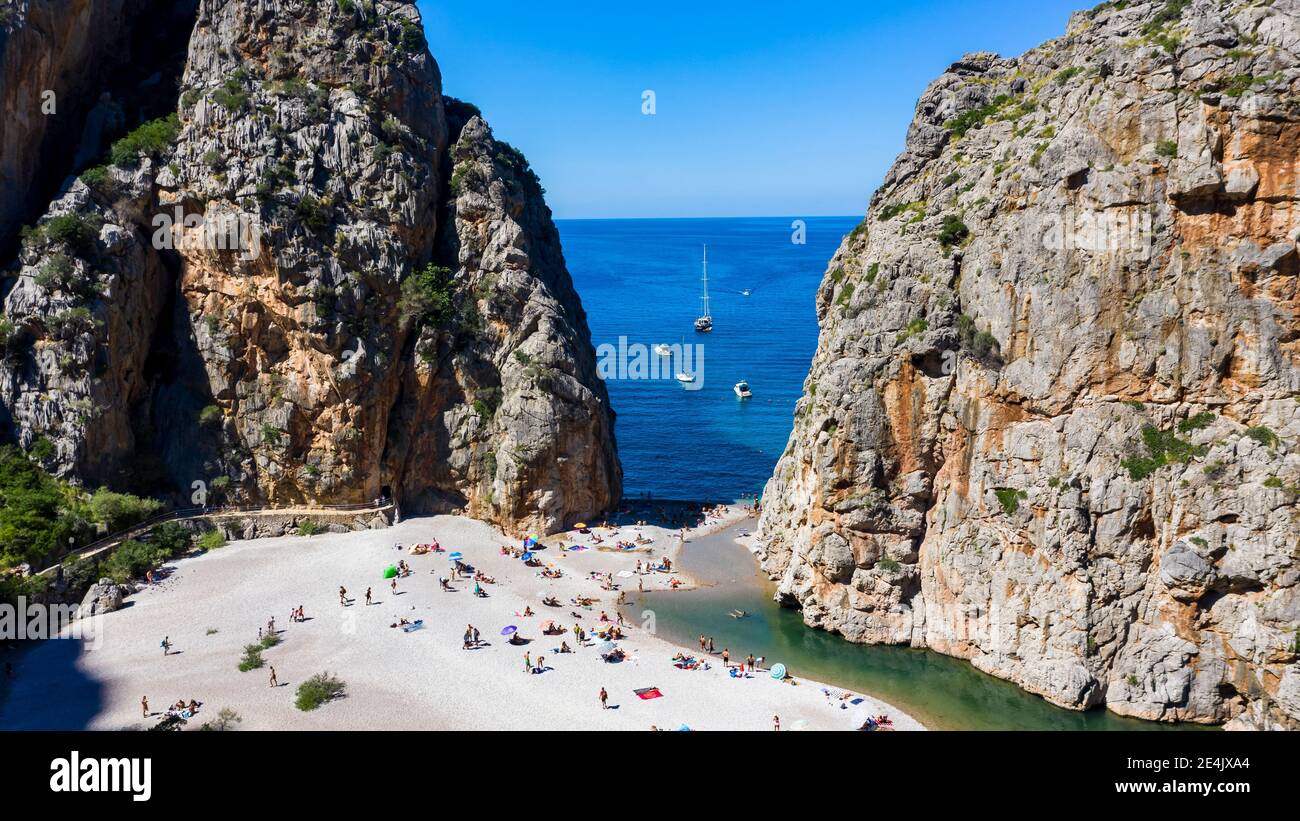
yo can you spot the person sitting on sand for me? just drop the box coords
[543,596,560,607]
[522,605,534,617]
[559,641,572,653]
[439,577,451,591]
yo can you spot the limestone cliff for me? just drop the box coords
[758,0,1300,728]
[0,0,620,536]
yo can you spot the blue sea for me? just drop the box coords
[557,216,857,502]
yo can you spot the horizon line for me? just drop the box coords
[552,213,864,222]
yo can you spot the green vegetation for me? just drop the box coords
[936,214,970,252]
[295,672,346,711]
[1126,674,1139,687]
[896,318,929,343]
[450,162,486,196]
[199,708,242,731]
[946,95,1013,138]
[212,77,250,113]
[79,166,112,192]
[1121,424,1207,481]
[88,487,162,532]
[993,488,1027,515]
[0,445,84,568]
[1155,139,1178,159]
[398,20,425,53]
[1245,426,1279,449]
[878,200,925,222]
[43,213,103,258]
[1054,66,1085,85]
[109,114,180,166]
[398,264,454,329]
[238,643,265,672]
[877,557,901,573]
[197,530,227,551]
[1177,412,1215,433]
[199,404,223,428]
[296,519,324,537]
[101,539,168,584]
[957,314,999,360]
[1263,476,1284,489]
[295,194,330,231]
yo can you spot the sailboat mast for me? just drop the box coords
[701,244,710,317]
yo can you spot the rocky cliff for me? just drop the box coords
[0,0,620,535]
[758,0,1300,728]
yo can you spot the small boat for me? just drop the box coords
[675,372,696,384]
[694,244,713,332]
[654,343,672,357]
[729,609,747,619]
[740,288,752,297]
[734,380,752,399]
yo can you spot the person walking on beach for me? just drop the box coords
[707,636,715,653]
[390,578,398,596]
[600,687,609,709]
[746,653,755,673]
[523,652,531,674]
[773,714,780,731]
[472,625,480,645]
[699,634,706,652]
[269,666,278,687]
[160,636,172,656]
[722,648,730,668]
[339,586,347,607]
[365,587,372,606]
[141,696,149,718]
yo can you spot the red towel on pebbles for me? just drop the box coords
[634,687,663,700]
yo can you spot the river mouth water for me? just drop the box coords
[626,520,1210,731]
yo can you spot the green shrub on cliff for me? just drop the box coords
[109,114,180,166]
[398,264,453,328]
[0,445,84,567]
[102,539,168,584]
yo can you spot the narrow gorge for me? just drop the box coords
[0,0,620,540]
[758,0,1300,729]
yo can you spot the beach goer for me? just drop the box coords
[600,687,609,709]
[161,636,172,656]
[339,586,347,606]
[365,587,373,606]
[756,655,765,670]
[463,626,473,650]
[707,637,715,653]
[699,635,706,652]
[722,648,730,668]
[472,626,480,645]
[773,715,780,731]
[269,666,278,688]
[390,578,398,596]
[746,653,755,672]
[523,652,531,674]
[536,655,544,673]
[141,696,149,717]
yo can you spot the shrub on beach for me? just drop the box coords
[296,519,324,537]
[238,644,265,672]
[295,672,346,711]
[196,530,227,551]
[102,539,167,584]
[199,708,242,731]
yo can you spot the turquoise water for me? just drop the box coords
[558,216,850,501]
[561,218,1206,730]
[629,523,1208,731]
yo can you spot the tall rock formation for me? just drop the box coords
[0,0,620,536]
[758,0,1299,728]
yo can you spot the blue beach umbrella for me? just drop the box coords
[769,663,787,680]
[521,551,534,561]
[448,552,463,560]
[501,625,518,636]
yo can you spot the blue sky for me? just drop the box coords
[417,0,1087,219]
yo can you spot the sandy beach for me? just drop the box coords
[0,513,922,731]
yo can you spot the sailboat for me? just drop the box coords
[694,244,713,332]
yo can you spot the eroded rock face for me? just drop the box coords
[758,0,1300,726]
[0,0,620,535]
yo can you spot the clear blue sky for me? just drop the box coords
[417,0,1087,219]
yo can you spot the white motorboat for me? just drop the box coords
[734,380,752,398]
[676,372,696,384]
[654,344,672,357]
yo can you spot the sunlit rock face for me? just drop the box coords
[0,0,620,536]
[758,0,1300,728]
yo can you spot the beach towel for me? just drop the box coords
[634,687,663,700]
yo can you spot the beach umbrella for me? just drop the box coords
[521,551,534,561]
[500,625,518,636]
[574,522,587,529]
[382,565,398,579]
[596,640,617,655]
[769,663,787,680]
[448,552,463,560]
